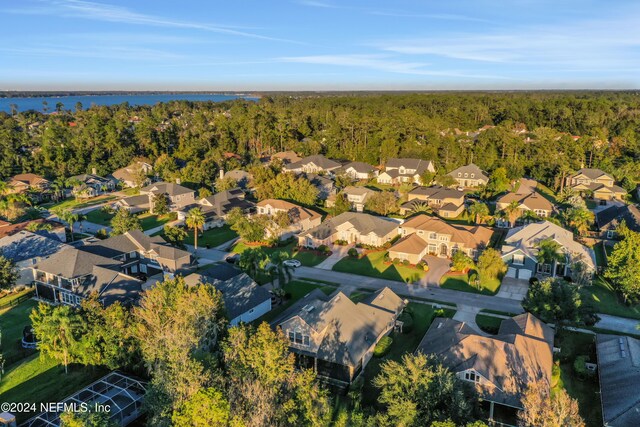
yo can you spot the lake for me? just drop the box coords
[0,93,259,113]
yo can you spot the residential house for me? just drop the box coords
[32,230,193,306]
[193,188,256,230]
[256,199,322,239]
[447,164,489,188]
[399,186,465,218]
[223,169,253,189]
[388,214,492,263]
[596,204,640,239]
[596,334,640,427]
[495,191,554,227]
[7,173,50,200]
[110,161,153,188]
[416,314,554,426]
[184,271,271,326]
[304,173,336,200]
[298,212,399,248]
[376,158,436,185]
[337,161,378,180]
[270,150,302,165]
[275,287,405,385]
[326,186,375,212]
[68,172,116,198]
[0,230,72,285]
[566,168,626,203]
[0,219,66,241]
[115,181,196,214]
[283,155,341,174]
[501,221,596,281]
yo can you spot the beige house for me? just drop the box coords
[276,287,405,385]
[388,214,492,263]
[110,161,152,188]
[495,191,554,226]
[399,186,465,218]
[283,155,341,174]
[116,181,196,214]
[326,186,375,212]
[566,168,626,202]
[447,163,489,188]
[7,173,50,194]
[337,162,377,180]
[256,199,322,238]
[377,158,436,185]
[298,212,399,248]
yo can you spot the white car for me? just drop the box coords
[283,259,302,268]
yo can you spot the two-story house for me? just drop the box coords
[495,191,554,227]
[336,161,378,180]
[7,173,50,199]
[326,186,376,212]
[388,214,492,263]
[399,186,465,218]
[377,158,436,185]
[256,199,322,239]
[417,313,554,426]
[566,168,626,202]
[283,155,341,175]
[501,221,596,281]
[275,287,405,385]
[447,163,489,188]
[68,172,116,198]
[193,188,256,230]
[298,212,399,248]
[110,161,152,188]
[304,173,336,200]
[115,181,196,214]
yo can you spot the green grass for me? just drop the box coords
[84,209,114,225]
[439,272,501,295]
[183,225,238,248]
[138,212,177,230]
[0,354,108,423]
[373,336,393,357]
[348,291,371,303]
[0,287,35,308]
[360,303,456,408]
[581,276,640,320]
[120,187,139,195]
[232,240,329,267]
[256,280,336,324]
[0,299,38,364]
[593,242,607,268]
[475,314,503,334]
[332,251,425,283]
[43,195,116,211]
[553,330,601,427]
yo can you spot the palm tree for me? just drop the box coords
[66,178,83,201]
[0,181,13,197]
[30,304,81,374]
[535,238,566,277]
[238,248,267,279]
[410,201,433,215]
[185,207,205,250]
[56,209,79,241]
[521,209,540,225]
[50,178,67,202]
[565,208,594,236]
[467,201,490,224]
[504,201,521,227]
[268,251,294,289]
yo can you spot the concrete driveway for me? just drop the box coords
[496,277,529,302]
[596,314,640,335]
[314,244,350,270]
[418,256,451,286]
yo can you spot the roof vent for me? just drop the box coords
[302,304,315,313]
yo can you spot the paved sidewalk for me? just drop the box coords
[453,305,488,336]
[596,314,640,335]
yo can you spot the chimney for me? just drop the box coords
[91,167,97,175]
[219,169,225,179]
[176,178,181,185]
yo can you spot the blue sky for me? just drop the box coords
[1,0,639,90]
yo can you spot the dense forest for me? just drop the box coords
[2,92,640,191]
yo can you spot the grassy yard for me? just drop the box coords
[0,287,35,309]
[183,225,238,248]
[592,242,607,268]
[256,280,336,324]
[332,251,425,283]
[0,299,38,365]
[360,303,456,408]
[232,240,329,267]
[439,271,501,295]
[138,212,177,230]
[475,313,504,334]
[85,208,114,225]
[43,194,117,211]
[553,330,601,427]
[581,276,640,320]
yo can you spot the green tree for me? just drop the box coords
[563,207,594,236]
[518,380,585,427]
[373,352,476,426]
[365,191,398,216]
[60,410,117,427]
[110,209,142,236]
[199,186,213,198]
[163,225,188,248]
[172,387,231,427]
[476,248,506,281]
[502,200,521,227]
[255,173,318,206]
[535,238,566,275]
[0,255,19,291]
[215,176,238,192]
[329,192,351,216]
[486,167,510,195]
[153,192,169,215]
[30,303,82,374]
[238,247,268,279]
[227,208,267,243]
[467,201,489,225]
[185,207,206,250]
[451,251,475,272]
[604,224,640,302]
[522,278,595,324]
[434,174,458,188]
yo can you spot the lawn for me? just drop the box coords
[138,212,177,230]
[332,251,425,283]
[592,242,607,268]
[43,194,117,211]
[439,272,501,295]
[360,303,456,408]
[0,299,38,365]
[475,313,503,334]
[232,240,329,267]
[256,279,336,324]
[183,225,238,248]
[85,208,114,225]
[553,330,602,427]
[581,276,640,320]
[0,287,35,309]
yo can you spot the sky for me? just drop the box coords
[1,0,640,90]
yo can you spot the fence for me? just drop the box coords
[0,288,35,310]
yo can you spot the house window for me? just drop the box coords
[439,236,447,241]
[429,232,437,240]
[60,292,78,306]
[606,230,615,239]
[537,263,552,274]
[471,173,475,178]
[303,335,310,346]
[295,333,303,344]
[513,254,525,266]
[464,371,479,383]
[288,331,295,342]
[458,172,462,177]
[464,173,468,178]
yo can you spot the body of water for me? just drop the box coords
[0,93,258,113]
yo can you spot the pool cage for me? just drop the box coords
[22,372,146,427]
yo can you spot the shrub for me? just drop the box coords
[348,248,358,257]
[392,257,401,265]
[529,277,539,285]
[95,228,108,239]
[334,239,347,246]
[415,261,426,270]
[397,311,414,333]
[373,336,393,357]
[573,355,593,379]
[383,253,391,262]
[402,259,410,266]
[317,245,330,253]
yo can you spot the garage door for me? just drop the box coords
[506,268,517,278]
[517,269,532,280]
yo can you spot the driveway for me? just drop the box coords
[596,314,640,335]
[185,245,230,265]
[496,277,529,302]
[453,305,489,336]
[314,245,350,270]
[418,256,451,287]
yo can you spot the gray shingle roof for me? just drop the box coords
[141,182,194,197]
[35,249,120,278]
[447,163,489,182]
[303,212,399,240]
[284,155,341,171]
[0,231,71,263]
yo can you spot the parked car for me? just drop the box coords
[283,259,301,268]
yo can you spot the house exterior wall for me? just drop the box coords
[387,248,426,264]
[229,298,271,326]
[399,228,477,258]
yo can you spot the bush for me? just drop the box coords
[334,239,347,246]
[95,228,108,239]
[317,245,330,253]
[392,257,401,265]
[529,277,539,285]
[397,311,414,333]
[384,253,391,262]
[573,355,593,379]
[348,248,358,257]
[402,259,410,266]
[373,336,393,357]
